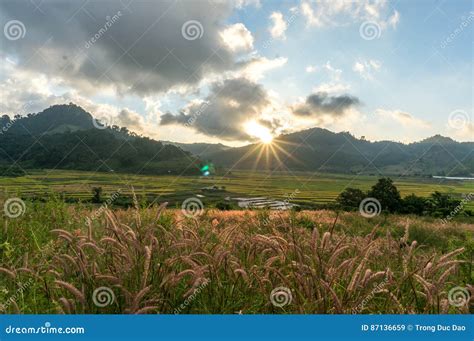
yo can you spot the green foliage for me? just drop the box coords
[427,191,461,217]
[402,194,427,215]
[215,201,232,210]
[0,165,25,177]
[91,187,103,203]
[369,177,402,213]
[0,104,201,176]
[336,179,469,218]
[336,187,366,209]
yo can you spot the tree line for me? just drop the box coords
[337,178,473,218]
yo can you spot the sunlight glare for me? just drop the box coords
[245,121,273,144]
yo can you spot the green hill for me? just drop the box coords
[0,104,200,175]
[174,128,474,176]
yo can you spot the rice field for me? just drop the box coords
[1,169,473,209]
[1,170,473,314]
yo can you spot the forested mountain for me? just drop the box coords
[163,141,231,158]
[1,104,472,176]
[175,129,474,176]
[0,104,200,175]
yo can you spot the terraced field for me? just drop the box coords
[1,169,473,209]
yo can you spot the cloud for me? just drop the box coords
[310,61,351,94]
[353,59,381,80]
[0,58,158,137]
[0,0,269,97]
[236,56,288,81]
[235,0,261,9]
[301,0,399,29]
[160,77,281,141]
[116,108,145,132]
[306,65,317,73]
[269,12,287,39]
[313,82,350,94]
[220,23,254,52]
[375,109,430,128]
[291,92,360,117]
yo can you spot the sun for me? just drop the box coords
[245,120,273,144]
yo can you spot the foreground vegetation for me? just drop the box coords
[1,199,472,314]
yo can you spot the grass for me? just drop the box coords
[0,198,472,314]
[1,169,473,209]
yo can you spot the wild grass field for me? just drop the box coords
[0,197,472,314]
[1,169,473,209]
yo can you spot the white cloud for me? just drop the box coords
[323,61,342,80]
[238,56,288,81]
[353,59,381,80]
[234,0,261,9]
[306,65,317,73]
[376,109,431,128]
[301,0,400,30]
[309,61,351,94]
[269,12,288,39]
[220,23,254,52]
[387,10,400,28]
[313,82,350,94]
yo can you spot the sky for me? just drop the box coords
[0,0,472,146]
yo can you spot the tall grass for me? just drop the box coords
[0,201,472,314]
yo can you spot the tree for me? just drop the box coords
[402,194,427,215]
[336,188,367,209]
[368,178,402,213]
[92,187,103,203]
[427,191,461,217]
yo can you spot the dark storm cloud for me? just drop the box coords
[291,92,360,117]
[0,0,255,95]
[160,77,280,141]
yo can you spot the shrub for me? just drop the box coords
[215,201,232,210]
[91,187,103,203]
[368,177,402,213]
[402,194,427,215]
[336,188,366,209]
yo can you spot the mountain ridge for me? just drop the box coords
[0,104,200,175]
[1,104,473,176]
